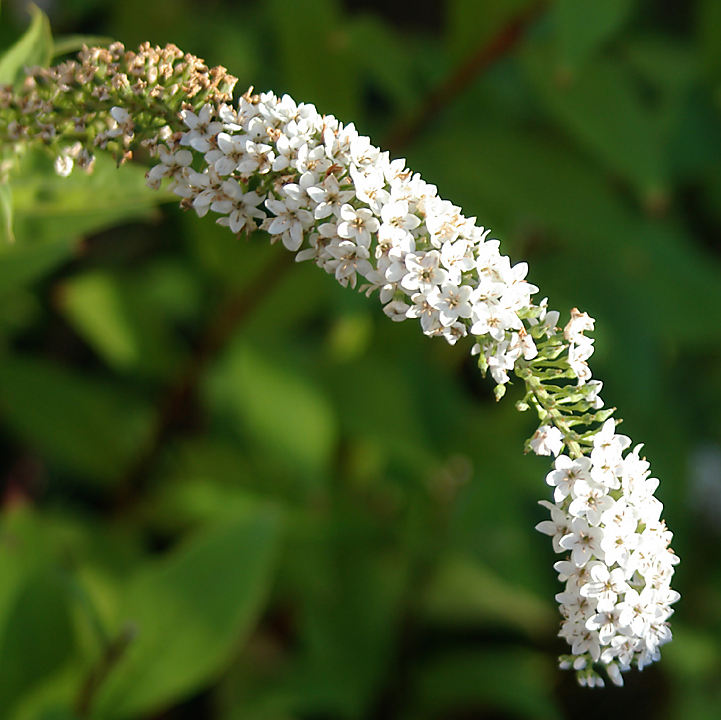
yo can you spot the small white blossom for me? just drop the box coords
[530,425,565,457]
[337,203,379,247]
[180,104,223,153]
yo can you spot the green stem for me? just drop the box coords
[514,357,585,459]
[75,623,135,718]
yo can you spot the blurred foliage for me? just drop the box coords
[1,0,720,719]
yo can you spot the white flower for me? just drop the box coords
[470,303,522,342]
[559,517,604,567]
[564,307,595,343]
[546,456,592,502]
[427,283,473,327]
[325,240,372,288]
[406,293,442,334]
[264,197,314,251]
[528,297,560,337]
[599,522,640,569]
[617,588,659,637]
[107,106,134,139]
[568,336,594,384]
[337,203,379,247]
[536,500,571,553]
[146,146,193,189]
[516,328,537,360]
[350,165,390,214]
[378,199,421,244]
[538,422,678,683]
[349,134,381,168]
[400,251,448,294]
[579,564,630,611]
[294,142,330,175]
[180,104,223,152]
[211,182,266,234]
[586,607,622,645]
[125,84,680,687]
[54,154,74,177]
[486,337,522,385]
[306,174,354,219]
[530,425,564,457]
[237,140,275,174]
[568,479,615,526]
[440,239,475,283]
[440,321,467,345]
[383,300,411,322]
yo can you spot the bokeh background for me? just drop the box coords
[1,0,720,718]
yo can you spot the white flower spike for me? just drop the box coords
[0,47,679,688]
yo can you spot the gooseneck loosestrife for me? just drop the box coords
[0,42,679,688]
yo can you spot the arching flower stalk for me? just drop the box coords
[0,43,680,688]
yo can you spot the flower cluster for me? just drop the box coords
[0,42,237,180]
[0,46,679,686]
[154,92,552,385]
[537,419,680,686]
[147,96,679,685]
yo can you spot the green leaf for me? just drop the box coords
[60,261,194,378]
[233,531,408,720]
[266,0,358,120]
[0,237,76,297]
[92,507,283,719]
[0,354,152,484]
[0,509,81,720]
[0,5,53,86]
[0,572,77,715]
[10,151,167,246]
[209,341,338,482]
[346,16,418,112]
[60,272,141,371]
[0,183,15,244]
[408,648,562,720]
[421,553,555,638]
[698,0,721,81]
[20,707,80,720]
[522,42,668,196]
[553,0,636,70]
[662,622,721,684]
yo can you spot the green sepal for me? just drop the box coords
[477,349,489,377]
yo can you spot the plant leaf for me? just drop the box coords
[0,237,75,296]
[0,354,152,484]
[9,151,166,246]
[208,340,338,483]
[0,5,53,86]
[60,272,141,371]
[553,0,636,70]
[91,507,283,719]
[408,648,562,720]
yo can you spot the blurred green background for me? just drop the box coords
[1,0,720,718]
